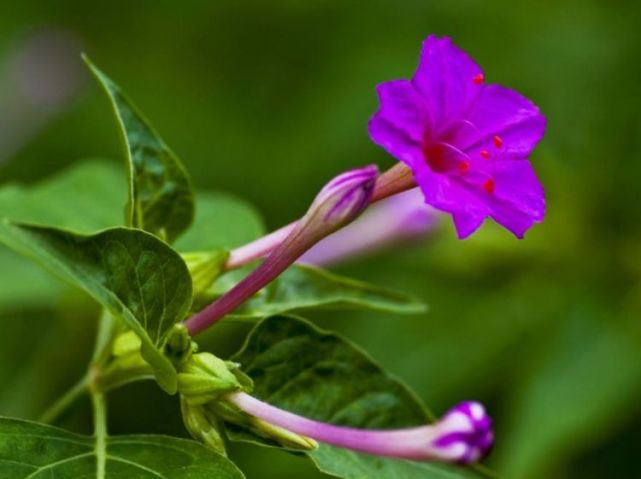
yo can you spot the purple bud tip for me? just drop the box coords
[431,401,494,464]
[312,165,378,226]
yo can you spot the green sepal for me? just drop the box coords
[181,396,227,456]
[178,353,245,405]
[182,250,229,302]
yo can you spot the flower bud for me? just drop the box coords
[227,392,493,464]
[112,330,141,357]
[301,165,378,236]
[181,397,227,455]
[184,165,378,335]
[430,401,493,464]
[164,323,196,367]
[300,188,438,266]
[178,352,243,405]
[182,251,229,300]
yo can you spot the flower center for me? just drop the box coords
[422,143,451,173]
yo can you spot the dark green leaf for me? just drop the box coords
[85,57,195,243]
[0,223,192,394]
[0,417,244,478]
[229,315,484,479]
[208,264,426,319]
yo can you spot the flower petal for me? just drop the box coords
[413,164,489,238]
[453,212,485,239]
[411,35,484,128]
[368,80,427,168]
[487,159,545,238]
[461,84,546,157]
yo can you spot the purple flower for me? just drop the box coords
[369,35,546,238]
[228,392,493,464]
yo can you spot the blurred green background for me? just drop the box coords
[1,1,641,478]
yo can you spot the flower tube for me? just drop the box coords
[299,187,438,267]
[228,392,493,464]
[184,165,378,335]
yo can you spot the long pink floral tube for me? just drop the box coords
[228,392,493,464]
[299,188,438,267]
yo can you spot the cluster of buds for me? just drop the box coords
[177,348,492,464]
[175,162,495,465]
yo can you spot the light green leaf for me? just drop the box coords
[0,160,126,232]
[0,161,126,311]
[0,223,192,394]
[175,191,265,252]
[85,57,195,243]
[0,417,245,478]
[229,315,484,479]
[206,264,426,319]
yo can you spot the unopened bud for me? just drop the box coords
[182,251,229,300]
[164,324,196,366]
[178,352,243,405]
[181,397,227,455]
[299,165,378,239]
[112,330,141,356]
[184,165,378,335]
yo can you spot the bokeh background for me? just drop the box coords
[1,1,641,478]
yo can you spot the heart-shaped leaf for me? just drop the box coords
[0,417,244,478]
[0,222,192,394]
[85,57,195,243]
[229,315,486,478]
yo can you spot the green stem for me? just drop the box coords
[38,374,90,424]
[91,381,107,479]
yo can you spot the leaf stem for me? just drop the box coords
[38,374,90,424]
[90,376,108,479]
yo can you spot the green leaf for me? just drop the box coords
[85,57,195,243]
[229,315,484,479]
[0,417,244,478]
[0,160,126,232]
[175,191,265,252]
[0,161,126,311]
[207,264,426,319]
[0,223,192,394]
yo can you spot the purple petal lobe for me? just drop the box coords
[453,212,485,239]
[368,80,426,168]
[487,159,545,238]
[432,401,494,464]
[369,34,546,239]
[460,84,546,157]
[412,35,483,127]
